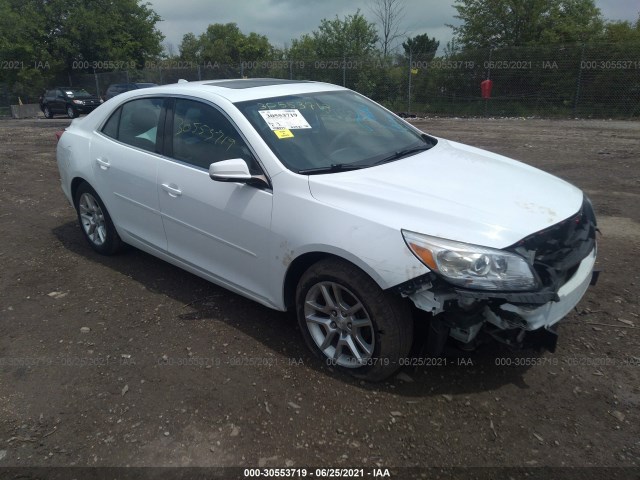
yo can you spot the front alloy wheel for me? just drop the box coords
[67,106,77,118]
[296,258,413,381]
[304,282,375,368]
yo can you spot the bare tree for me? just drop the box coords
[163,42,176,58]
[369,0,406,56]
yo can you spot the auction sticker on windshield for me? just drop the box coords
[273,129,294,139]
[258,109,311,130]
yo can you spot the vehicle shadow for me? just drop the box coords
[52,220,539,397]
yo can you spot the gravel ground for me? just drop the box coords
[0,116,638,479]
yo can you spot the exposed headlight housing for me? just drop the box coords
[72,99,84,105]
[402,230,538,291]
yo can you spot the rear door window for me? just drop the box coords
[102,107,121,139]
[100,98,163,153]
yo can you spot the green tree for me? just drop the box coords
[178,33,201,63]
[199,23,244,64]
[0,0,50,68]
[179,23,273,65]
[41,0,164,70]
[450,0,603,49]
[601,15,640,43]
[310,9,378,58]
[0,0,51,101]
[581,15,640,117]
[287,34,319,61]
[239,32,273,62]
[0,0,164,103]
[287,10,379,60]
[286,10,379,90]
[402,34,439,60]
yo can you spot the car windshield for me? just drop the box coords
[235,91,434,174]
[66,89,92,98]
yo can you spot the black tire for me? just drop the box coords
[296,258,413,382]
[43,106,53,119]
[73,182,123,255]
[67,106,77,119]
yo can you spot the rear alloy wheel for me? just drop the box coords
[43,106,53,119]
[296,258,413,382]
[74,183,122,255]
[67,106,77,119]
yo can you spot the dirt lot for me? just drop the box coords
[0,116,638,478]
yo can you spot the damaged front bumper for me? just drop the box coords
[485,246,596,331]
[406,246,598,352]
[400,196,599,352]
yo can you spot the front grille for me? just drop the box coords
[508,197,597,292]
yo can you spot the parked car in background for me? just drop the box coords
[104,83,158,101]
[54,79,598,381]
[40,88,102,119]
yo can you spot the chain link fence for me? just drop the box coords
[2,42,639,118]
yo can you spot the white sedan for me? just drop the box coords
[56,79,598,381]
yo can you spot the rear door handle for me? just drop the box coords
[161,183,182,197]
[96,157,110,170]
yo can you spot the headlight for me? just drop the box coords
[72,99,83,105]
[402,230,538,291]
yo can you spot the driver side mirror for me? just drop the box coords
[209,158,269,188]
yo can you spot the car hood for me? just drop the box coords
[308,138,584,249]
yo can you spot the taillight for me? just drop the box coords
[55,131,64,143]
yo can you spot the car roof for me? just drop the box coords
[141,78,348,103]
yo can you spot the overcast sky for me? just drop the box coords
[149,0,640,54]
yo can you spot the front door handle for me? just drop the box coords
[161,183,182,197]
[96,157,110,170]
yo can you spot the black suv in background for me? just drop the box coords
[104,83,158,101]
[40,88,102,118]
